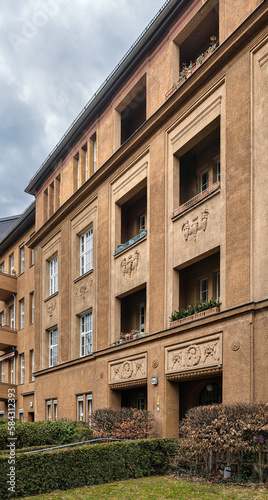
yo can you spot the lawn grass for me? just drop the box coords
[21,475,267,500]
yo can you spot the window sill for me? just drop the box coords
[114,230,147,257]
[73,269,94,284]
[44,291,59,303]
[172,182,220,221]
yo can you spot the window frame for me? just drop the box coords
[49,256,58,296]
[20,298,25,329]
[1,362,4,383]
[53,399,57,421]
[80,310,93,357]
[20,353,24,384]
[86,394,92,427]
[200,277,209,303]
[77,395,84,421]
[20,245,25,274]
[46,400,51,421]
[201,169,209,193]
[49,327,58,367]
[139,304,145,333]
[80,228,93,276]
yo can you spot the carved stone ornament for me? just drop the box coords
[46,299,56,317]
[121,250,140,277]
[165,334,222,374]
[232,340,240,351]
[109,354,147,384]
[75,278,93,298]
[182,209,209,241]
[152,359,159,369]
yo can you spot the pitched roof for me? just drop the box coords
[0,215,21,240]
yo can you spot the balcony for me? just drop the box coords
[0,382,17,402]
[173,181,220,218]
[114,230,147,256]
[0,271,17,301]
[0,326,17,350]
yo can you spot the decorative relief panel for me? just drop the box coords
[75,277,93,298]
[46,299,56,317]
[109,354,147,384]
[182,209,209,241]
[165,334,222,375]
[121,250,140,277]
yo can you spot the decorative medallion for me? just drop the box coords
[121,250,140,277]
[182,209,209,241]
[152,359,159,369]
[47,299,56,317]
[75,278,93,298]
[99,372,104,379]
[231,340,240,351]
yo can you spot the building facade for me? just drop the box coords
[0,0,267,436]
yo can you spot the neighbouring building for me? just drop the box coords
[0,0,267,436]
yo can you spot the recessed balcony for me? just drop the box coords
[0,382,17,402]
[114,230,147,256]
[0,326,17,350]
[0,271,17,301]
[173,181,220,218]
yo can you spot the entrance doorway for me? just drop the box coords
[121,387,147,410]
[179,376,222,420]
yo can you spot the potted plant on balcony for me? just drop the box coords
[169,298,221,326]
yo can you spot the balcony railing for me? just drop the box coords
[172,181,220,218]
[114,230,147,256]
[0,271,17,301]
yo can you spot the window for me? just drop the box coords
[139,214,145,232]
[49,327,58,367]
[31,249,34,266]
[0,262,4,273]
[216,272,220,302]
[30,292,34,324]
[116,75,146,146]
[80,310,92,357]
[86,394,92,427]
[20,245,25,274]
[217,160,221,182]
[82,143,89,181]
[10,306,14,330]
[20,299,25,329]
[10,254,14,274]
[74,153,80,189]
[20,353,24,384]
[201,170,209,192]
[200,278,209,303]
[30,350,35,381]
[77,395,83,421]
[1,362,4,383]
[140,305,145,333]
[80,228,93,275]
[46,400,51,421]
[53,399,57,421]
[137,391,145,410]
[19,409,23,422]
[0,411,4,420]
[55,174,61,210]
[92,135,97,173]
[10,358,15,384]
[1,311,4,326]
[49,256,58,295]
[43,188,48,222]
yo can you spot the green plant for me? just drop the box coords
[169,298,221,322]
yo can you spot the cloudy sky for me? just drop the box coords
[0,0,165,218]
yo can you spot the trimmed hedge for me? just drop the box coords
[0,438,177,498]
[0,421,93,450]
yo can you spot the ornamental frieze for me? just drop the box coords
[182,209,209,241]
[121,250,140,277]
[109,354,147,384]
[165,334,222,375]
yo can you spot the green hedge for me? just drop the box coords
[0,421,93,450]
[0,438,177,498]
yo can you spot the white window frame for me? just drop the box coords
[31,350,35,381]
[49,327,58,367]
[49,256,58,295]
[19,409,23,422]
[1,311,4,326]
[201,170,209,192]
[86,394,92,427]
[31,292,34,324]
[139,304,145,333]
[1,362,4,383]
[31,249,35,266]
[139,214,145,232]
[46,400,51,421]
[1,262,4,273]
[10,358,15,384]
[10,306,14,330]
[93,138,97,173]
[80,310,93,357]
[10,254,14,274]
[20,245,25,274]
[20,353,24,384]
[200,278,209,303]
[0,411,4,419]
[80,228,93,275]
[77,395,83,421]
[20,299,24,329]
[137,391,145,410]
[53,399,57,421]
